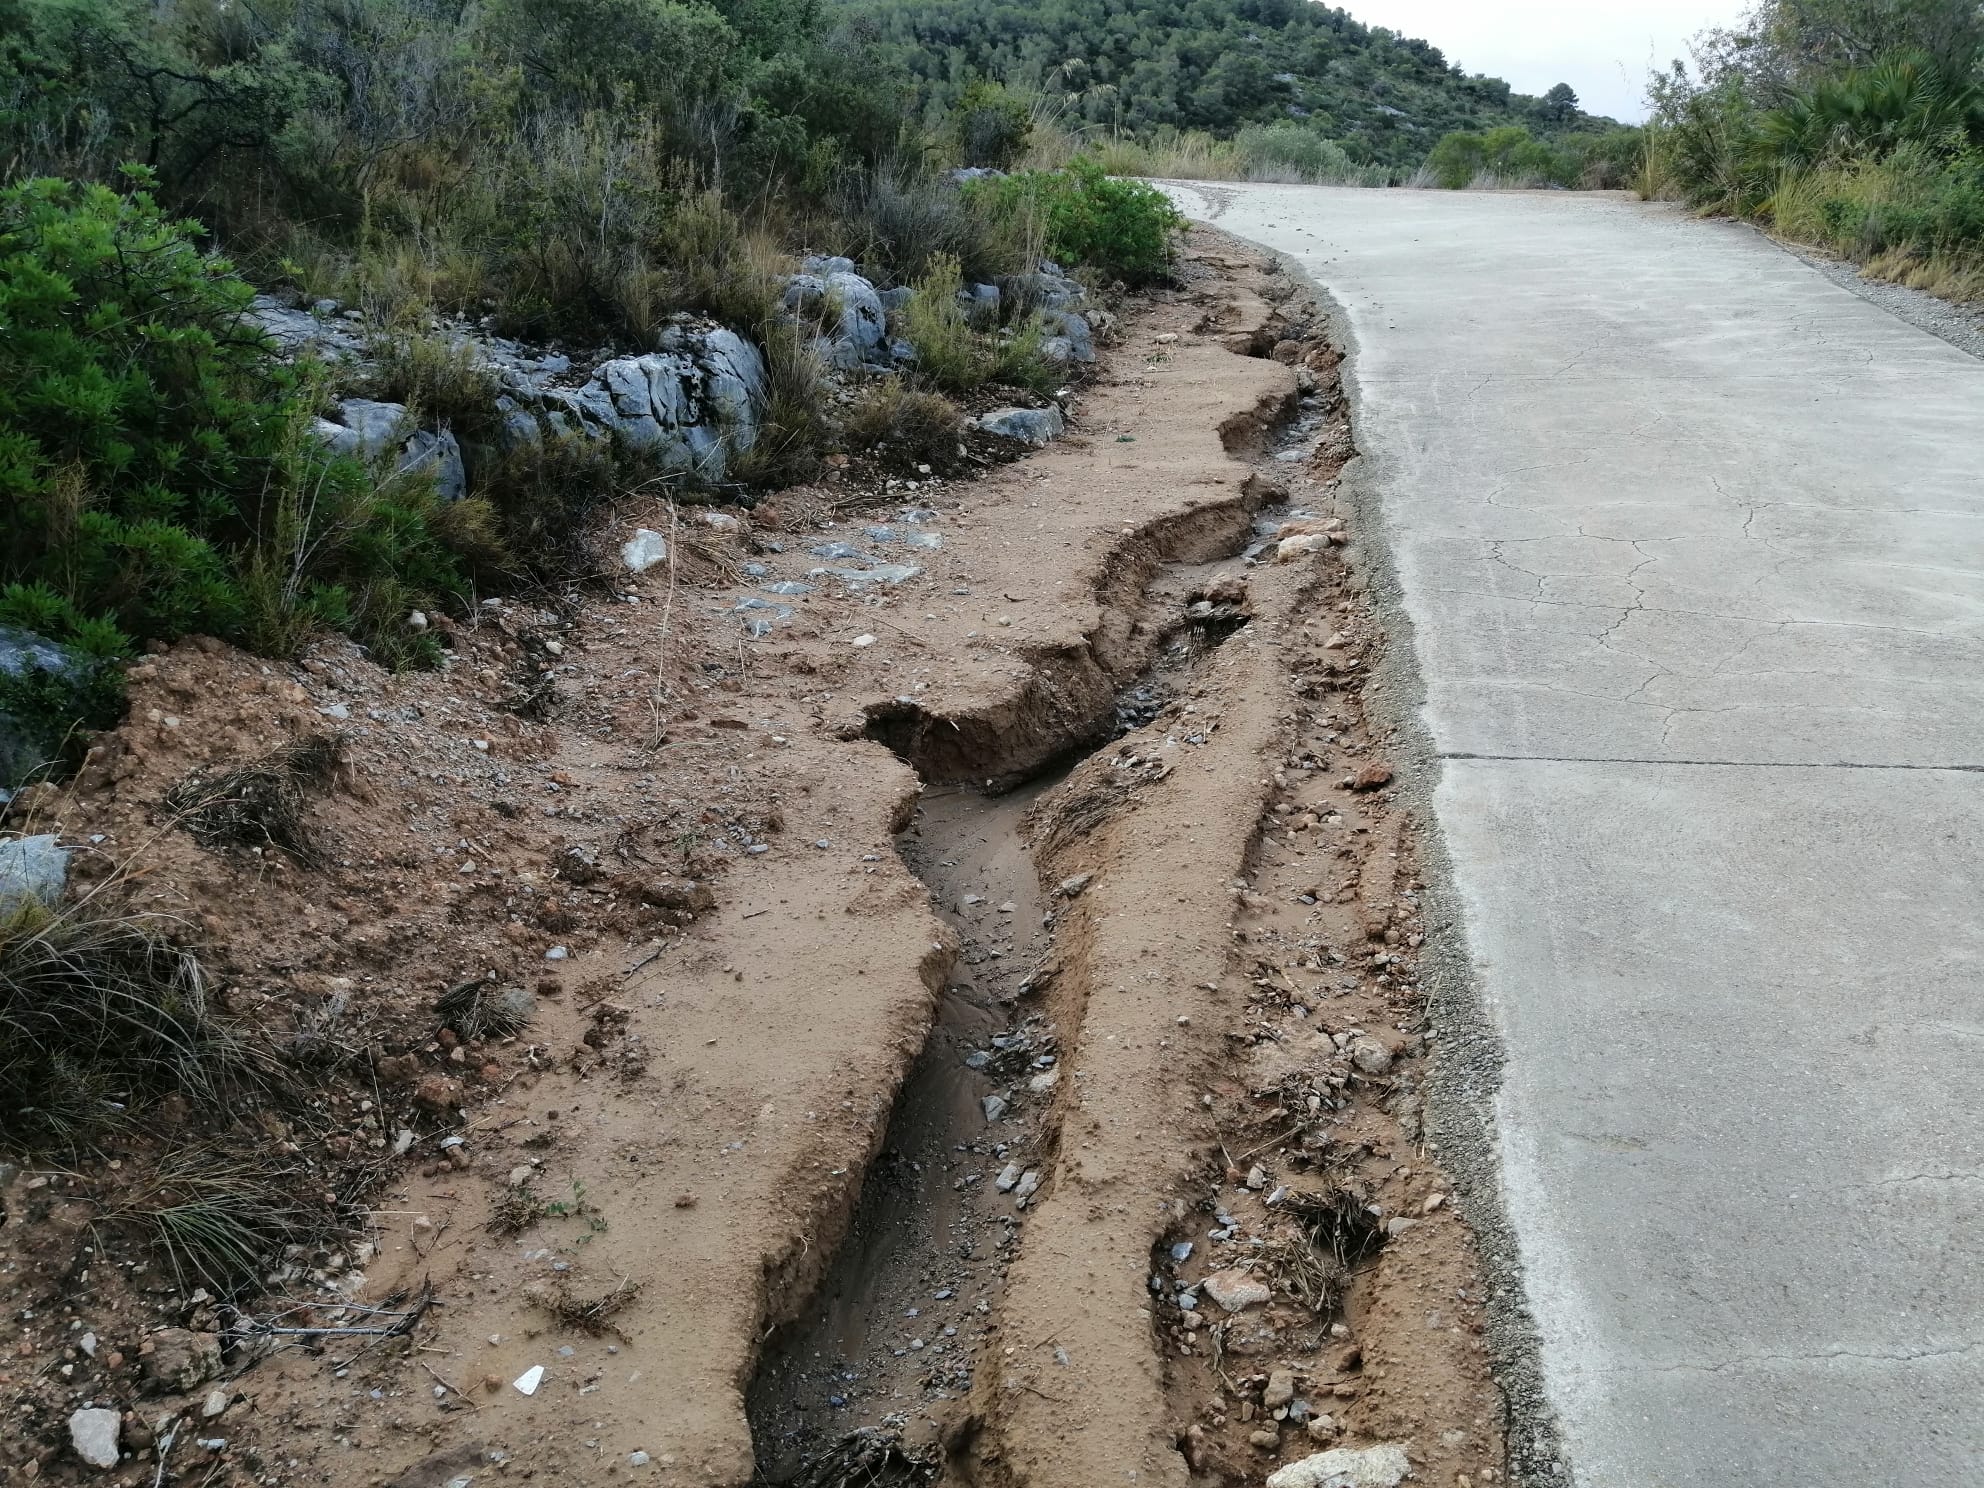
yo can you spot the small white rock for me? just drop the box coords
[852,634,877,648]
[621,529,669,573]
[1265,1444,1411,1488]
[513,1365,546,1396]
[202,1388,229,1419]
[68,1408,120,1469]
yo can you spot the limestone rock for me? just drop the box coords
[68,1408,121,1469]
[142,1328,222,1395]
[1265,1444,1411,1488]
[976,406,1065,445]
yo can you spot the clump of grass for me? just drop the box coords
[475,434,625,582]
[359,332,503,440]
[0,896,253,1147]
[533,1276,643,1339]
[732,321,829,489]
[118,1151,321,1298]
[841,381,966,472]
[162,734,341,866]
[903,254,1056,397]
[435,977,535,1040]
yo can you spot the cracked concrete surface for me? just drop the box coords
[1168,185,1984,1485]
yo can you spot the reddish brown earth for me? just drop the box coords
[0,229,1503,1488]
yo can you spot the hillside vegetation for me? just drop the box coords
[839,0,1619,175]
[1649,0,1984,301]
[0,0,1189,784]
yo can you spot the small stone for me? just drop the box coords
[509,1166,535,1188]
[1202,1268,1273,1313]
[1348,1037,1393,1075]
[1266,1444,1410,1488]
[201,1388,229,1419]
[412,1074,461,1113]
[629,1452,651,1467]
[1423,1192,1447,1214]
[852,634,877,649]
[1057,873,1093,898]
[544,945,569,961]
[621,530,669,573]
[141,1328,221,1394]
[1350,762,1394,791]
[994,1163,1022,1193]
[1385,1217,1419,1238]
[1027,1067,1061,1094]
[1263,1368,1296,1410]
[68,1408,120,1469]
[980,1094,1009,1123]
[1247,1165,1268,1190]
[1249,1429,1281,1451]
[1306,1415,1339,1443]
[1013,1168,1042,1200]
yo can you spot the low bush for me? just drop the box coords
[0,175,477,782]
[967,157,1184,284]
[902,254,1056,396]
[0,893,255,1149]
[840,381,967,471]
[950,81,1034,170]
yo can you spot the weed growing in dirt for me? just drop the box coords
[0,897,255,1148]
[161,734,341,865]
[117,1152,323,1298]
[841,382,967,473]
[533,1276,643,1338]
[435,977,535,1040]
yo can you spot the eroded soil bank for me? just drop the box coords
[2,231,1507,1488]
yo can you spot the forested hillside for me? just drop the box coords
[839,0,1605,167]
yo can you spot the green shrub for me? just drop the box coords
[950,81,1033,169]
[967,157,1184,284]
[902,254,1055,395]
[0,176,475,782]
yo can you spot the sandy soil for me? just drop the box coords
[1,230,1502,1488]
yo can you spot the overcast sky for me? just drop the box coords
[1350,1,1752,123]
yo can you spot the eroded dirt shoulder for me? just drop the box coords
[1,229,1503,1488]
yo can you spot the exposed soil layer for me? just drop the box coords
[2,230,1503,1488]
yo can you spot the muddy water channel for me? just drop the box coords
[747,779,1061,1481]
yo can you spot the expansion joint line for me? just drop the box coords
[1439,751,1984,775]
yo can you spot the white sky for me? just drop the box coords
[1350,1,1753,123]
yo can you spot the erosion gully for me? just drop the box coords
[744,374,1340,1488]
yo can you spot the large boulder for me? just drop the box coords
[0,834,68,916]
[314,400,467,502]
[0,626,87,789]
[783,268,890,369]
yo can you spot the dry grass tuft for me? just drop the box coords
[162,733,341,865]
[533,1276,643,1338]
[0,896,254,1147]
[435,977,535,1040]
[781,1427,934,1488]
[116,1151,323,1297]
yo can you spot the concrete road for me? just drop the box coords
[1167,184,1984,1485]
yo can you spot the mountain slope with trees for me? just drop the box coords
[837,0,1613,168]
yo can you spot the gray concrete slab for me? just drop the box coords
[1168,185,1984,1485]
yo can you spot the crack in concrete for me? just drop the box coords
[1616,1340,1984,1377]
[1441,752,1984,774]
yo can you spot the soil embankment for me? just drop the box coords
[1,230,1504,1488]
